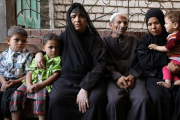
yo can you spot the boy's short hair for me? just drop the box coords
[8,26,28,38]
[43,33,60,45]
[165,11,180,27]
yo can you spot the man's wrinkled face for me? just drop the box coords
[109,15,128,36]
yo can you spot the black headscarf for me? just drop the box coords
[60,3,101,75]
[135,8,169,77]
[145,8,168,46]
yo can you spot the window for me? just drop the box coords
[17,0,40,28]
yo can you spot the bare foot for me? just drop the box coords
[157,82,171,88]
[174,80,180,85]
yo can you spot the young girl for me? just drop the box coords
[149,11,180,88]
[10,33,62,120]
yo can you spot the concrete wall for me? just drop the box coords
[0,0,7,42]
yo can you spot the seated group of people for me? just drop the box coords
[0,2,180,120]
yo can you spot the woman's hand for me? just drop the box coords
[167,61,180,74]
[35,53,45,69]
[76,88,89,113]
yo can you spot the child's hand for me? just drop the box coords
[31,83,43,93]
[1,82,9,92]
[27,84,34,94]
[148,44,157,50]
[6,80,18,88]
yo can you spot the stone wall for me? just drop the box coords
[40,0,50,29]
[0,0,7,42]
[53,0,180,32]
[1,0,180,53]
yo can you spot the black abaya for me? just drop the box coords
[47,3,107,120]
[137,8,180,120]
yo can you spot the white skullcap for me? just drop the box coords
[110,12,127,22]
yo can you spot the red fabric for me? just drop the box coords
[165,32,180,57]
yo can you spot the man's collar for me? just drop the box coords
[111,32,127,38]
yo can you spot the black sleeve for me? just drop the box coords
[137,35,168,70]
[105,55,122,81]
[129,53,144,79]
[101,37,122,81]
[79,36,106,91]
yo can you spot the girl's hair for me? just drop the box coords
[42,33,60,45]
[165,11,180,27]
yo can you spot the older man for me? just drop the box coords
[102,13,153,120]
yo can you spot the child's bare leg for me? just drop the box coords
[39,114,46,120]
[157,79,171,88]
[11,111,21,120]
[4,118,11,120]
[174,80,180,85]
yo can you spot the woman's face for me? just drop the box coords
[147,17,162,36]
[70,12,87,34]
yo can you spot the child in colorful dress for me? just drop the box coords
[149,11,180,88]
[10,33,62,120]
[0,26,34,120]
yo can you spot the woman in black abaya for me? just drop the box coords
[35,3,107,120]
[136,8,180,120]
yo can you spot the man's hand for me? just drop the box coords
[126,75,135,90]
[116,76,129,89]
[167,61,180,74]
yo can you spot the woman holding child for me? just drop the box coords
[35,3,106,120]
[136,8,180,120]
